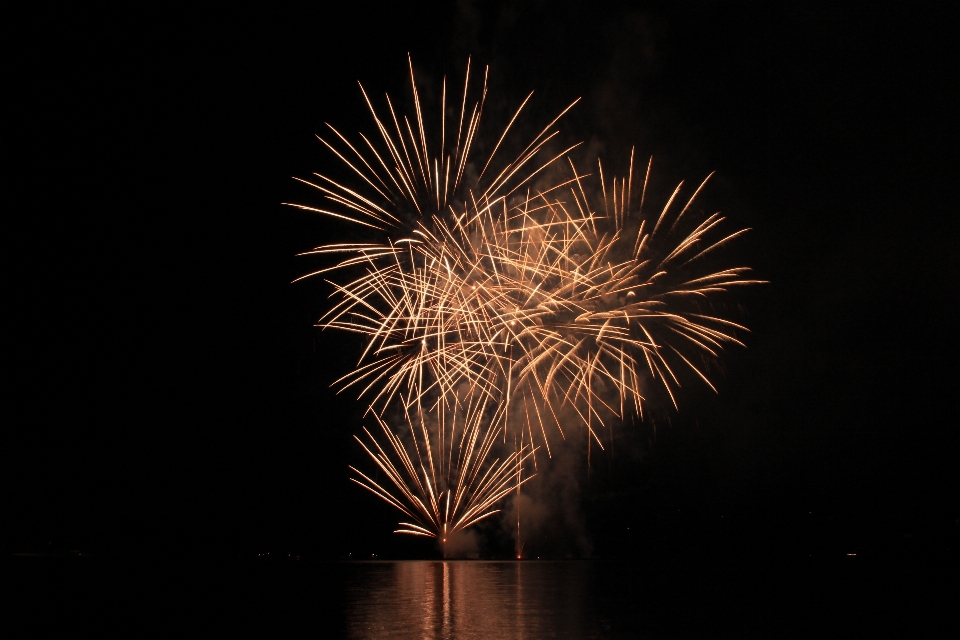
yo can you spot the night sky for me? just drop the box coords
[8,2,957,565]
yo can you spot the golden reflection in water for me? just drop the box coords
[442,561,450,633]
[345,561,598,639]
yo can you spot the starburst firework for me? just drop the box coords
[293,57,762,540]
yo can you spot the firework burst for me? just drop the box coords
[294,57,762,541]
[290,55,582,416]
[484,151,768,450]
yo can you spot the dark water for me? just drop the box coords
[343,561,622,639]
[10,556,953,637]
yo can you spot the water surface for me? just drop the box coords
[11,555,947,638]
[344,561,621,639]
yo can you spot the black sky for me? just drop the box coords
[7,2,958,560]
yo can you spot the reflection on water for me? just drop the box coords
[345,561,616,639]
